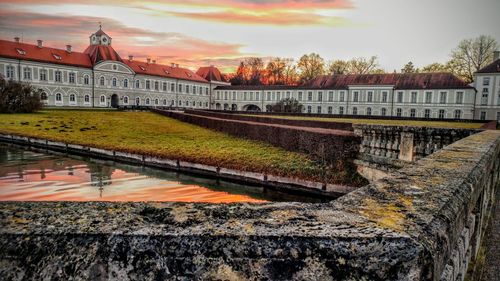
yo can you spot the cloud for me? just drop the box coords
[0,9,244,70]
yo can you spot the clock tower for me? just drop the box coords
[89,24,112,46]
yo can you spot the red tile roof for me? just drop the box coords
[196,66,228,82]
[476,59,500,74]
[83,44,122,65]
[124,60,207,83]
[302,73,473,90]
[0,39,92,68]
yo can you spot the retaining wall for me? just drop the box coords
[1,130,498,280]
[153,109,361,168]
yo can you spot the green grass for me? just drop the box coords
[244,114,485,129]
[0,109,366,186]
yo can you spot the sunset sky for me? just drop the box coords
[0,0,499,73]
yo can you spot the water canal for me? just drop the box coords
[0,144,327,203]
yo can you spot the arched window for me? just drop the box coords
[112,77,117,87]
[339,106,344,115]
[83,75,90,85]
[366,107,372,116]
[396,108,402,117]
[163,99,167,106]
[69,94,76,102]
[124,79,128,88]
[155,99,159,105]
[135,97,140,105]
[352,107,358,115]
[123,96,129,104]
[55,93,62,102]
[40,92,48,100]
[135,80,140,89]
[84,95,90,103]
[100,95,106,103]
[100,76,105,86]
[381,108,387,116]
[146,98,150,105]
[454,109,462,119]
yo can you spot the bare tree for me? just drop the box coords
[449,35,498,83]
[401,61,418,73]
[328,60,350,74]
[297,53,325,82]
[420,62,450,73]
[349,56,380,74]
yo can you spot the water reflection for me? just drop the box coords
[0,144,328,203]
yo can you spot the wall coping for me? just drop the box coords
[1,130,499,280]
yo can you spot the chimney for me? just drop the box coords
[37,40,43,48]
[14,37,20,43]
[494,51,500,61]
[171,63,175,68]
[66,45,72,53]
[147,58,151,64]
[152,60,156,64]
[175,64,179,68]
[128,55,133,61]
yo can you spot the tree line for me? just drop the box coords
[229,35,498,85]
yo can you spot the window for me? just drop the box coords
[100,95,106,103]
[225,91,228,100]
[146,98,150,105]
[317,106,322,114]
[318,92,322,102]
[411,92,417,103]
[298,91,303,101]
[69,94,76,102]
[339,91,345,102]
[308,91,313,101]
[186,85,189,93]
[352,107,358,115]
[367,91,373,102]
[243,92,247,101]
[483,77,490,86]
[424,109,431,118]
[381,108,387,116]
[456,92,463,104]
[171,83,175,92]
[162,82,166,91]
[6,65,15,79]
[136,97,140,105]
[193,85,197,94]
[426,92,432,104]
[396,108,402,117]
[146,80,150,90]
[366,107,372,116]
[277,92,281,100]
[55,71,62,83]
[163,99,167,106]
[155,99,159,105]
[307,106,312,113]
[328,106,333,114]
[480,111,486,120]
[55,93,62,102]
[339,106,344,115]
[410,108,416,117]
[112,79,118,89]
[232,92,236,100]
[438,109,445,119]
[439,92,447,104]
[124,79,129,88]
[256,92,260,100]
[124,96,129,104]
[382,91,388,103]
[84,95,90,103]
[83,75,89,85]
[41,92,48,100]
[40,69,47,81]
[353,91,359,102]
[286,91,291,99]
[267,92,271,101]
[23,67,31,80]
[328,91,333,102]
[136,80,140,89]
[99,76,105,86]
[397,91,403,103]
[69,73,75,84]
[249,92,254,101]
[454,110,461,119]
[178,84,183,93]
[154,81,159,91]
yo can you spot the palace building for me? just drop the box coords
[1,27,499,121]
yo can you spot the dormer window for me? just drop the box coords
[139,66,146,71]
[53,53,62,60]
[186,72,192,77]
[16,48,26,55]
[164,70,170,75]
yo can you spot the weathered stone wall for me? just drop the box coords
[353,124,481,172]
[1,130,499,280]
[153,109,361,169]
[184,109,354,131]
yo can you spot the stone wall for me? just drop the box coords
[1,130,499,280]
[153,109,361,169]
[353,124,481,172]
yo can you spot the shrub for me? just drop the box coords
[267,98,303,113]
[0,76,43,113]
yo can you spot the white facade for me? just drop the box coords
[473,56,500,121]
[214,85,476,120]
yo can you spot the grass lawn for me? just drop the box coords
[245,114,485,129]
[0,109,366,186]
